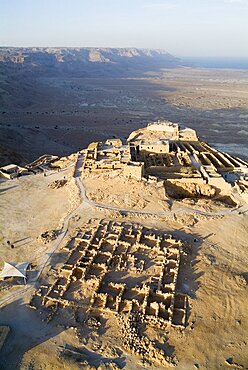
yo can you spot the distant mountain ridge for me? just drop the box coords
[0,47,178,65]
[0,47,181,126]
[0,47,180,78]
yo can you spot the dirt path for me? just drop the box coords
[79,174,247,218]
[0,154,89,309]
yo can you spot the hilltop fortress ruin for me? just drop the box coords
[82,120,248,199]
[1,119,248,369]
[1,119,248,210]
[27,121,248,328]
[1,120,247,196]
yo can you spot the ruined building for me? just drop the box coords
[82,120,248,194]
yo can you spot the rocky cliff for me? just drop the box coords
[0,47,180,77]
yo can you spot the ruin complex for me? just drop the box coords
[1,119,248,369]
[31,220,187,329]
[82,120,248,195]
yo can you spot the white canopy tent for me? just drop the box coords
[0,262,30,284]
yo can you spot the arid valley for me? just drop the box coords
[1,49,248,166]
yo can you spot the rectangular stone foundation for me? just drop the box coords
[30,219,188,328]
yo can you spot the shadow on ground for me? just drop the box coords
[0,185,19,195]
[61,344,126,369]
[172,229,205,327]
[0,299,65,370]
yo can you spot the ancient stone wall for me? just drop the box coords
[30,220,187,328]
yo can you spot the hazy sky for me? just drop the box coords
[1,0,248,57]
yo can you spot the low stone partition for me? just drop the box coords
[30,219,188,328]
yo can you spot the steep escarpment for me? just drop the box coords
[0,47,180,112]
[0,47,180,77]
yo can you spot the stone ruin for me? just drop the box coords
[48,179,67,189]
[30,220,188,329]
[81,120,248,194]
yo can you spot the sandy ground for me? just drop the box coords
[159,68,248,110]
[0,211,245,370]
[83,171,235,214]
[0,166,78,269]
[83,171,170,212]
[0,145,248,369]
[169,214,248,369]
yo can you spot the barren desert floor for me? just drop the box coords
[1,67,248,165]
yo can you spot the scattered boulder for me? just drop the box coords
[165,180,216,199]
[48,179,67,189]
[38,230,60,244]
